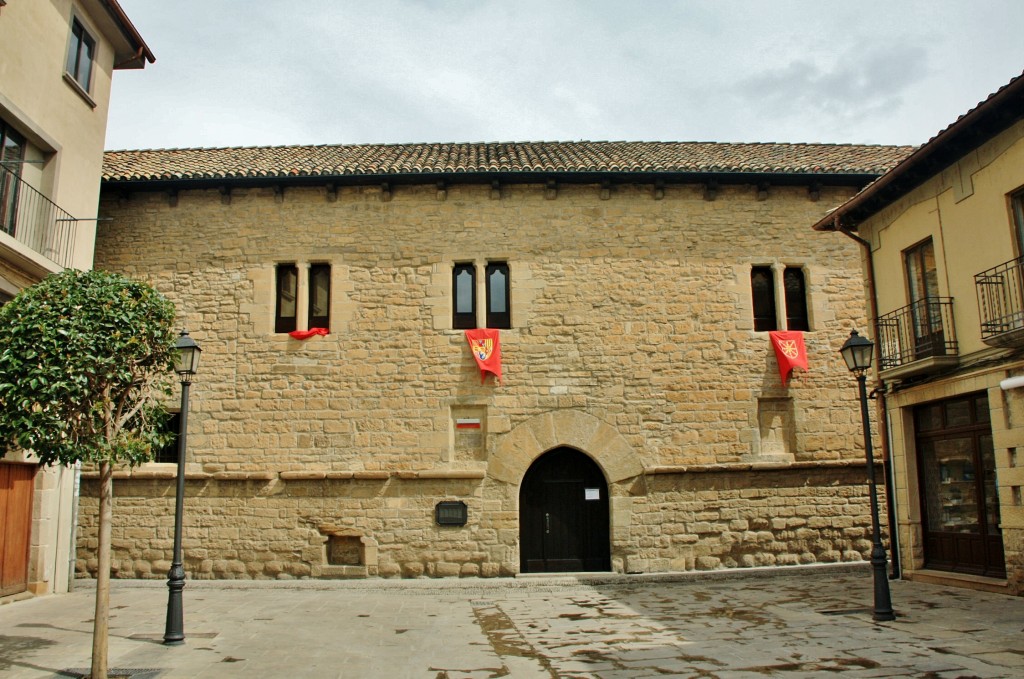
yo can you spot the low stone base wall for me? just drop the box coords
[75,465,880,580]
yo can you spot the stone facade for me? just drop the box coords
[83,170,886,580]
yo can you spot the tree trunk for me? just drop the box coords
[91,461,112,679]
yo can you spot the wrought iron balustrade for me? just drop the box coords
[1,163,76,269]
[876,297,957,372]
[976,256,1024,346]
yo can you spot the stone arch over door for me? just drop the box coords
[488,410,643,485]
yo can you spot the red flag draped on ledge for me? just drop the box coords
[465,329,502,383]
[769,330,808,386]
[289,327,329,340]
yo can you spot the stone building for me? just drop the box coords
[82,141,911,580]
[812,72,1024,594]
[0,0,153,597]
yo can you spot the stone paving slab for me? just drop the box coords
[1,565,1023,678]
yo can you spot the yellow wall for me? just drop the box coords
[857,120,1024,593]
[0,0,146,597]
[865,121,1024,358]
[0,0,124,272]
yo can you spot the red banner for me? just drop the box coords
[769,330,808,386]
[465,329,502,383]
[288,327,329,340]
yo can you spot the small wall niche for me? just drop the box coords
[450,405,487,462]
[315,526,379,578]
[756,397,796,461]
[327,535,363,566]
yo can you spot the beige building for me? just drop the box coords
[0,0,152,597]
[813,72,1024,594]
[81,141,917,580]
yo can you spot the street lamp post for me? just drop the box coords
[839,329,895,622]
[164,329,201,645]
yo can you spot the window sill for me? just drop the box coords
[62,72,97,109]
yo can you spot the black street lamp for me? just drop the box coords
[164,329,201,645]
[839,329,895,622]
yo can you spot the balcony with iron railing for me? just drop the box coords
[1,163,77,270]
[976,256,1024,348]
[876,297,959,380]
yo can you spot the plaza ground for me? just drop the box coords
[1,564,1022,678]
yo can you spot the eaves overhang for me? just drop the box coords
[99,0,155,69]
[812,70,1024,233]
[100,169,884,194]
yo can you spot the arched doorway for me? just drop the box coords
[519,447,610,573]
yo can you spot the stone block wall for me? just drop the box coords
[78,179,880,578]
[76,466,877,580]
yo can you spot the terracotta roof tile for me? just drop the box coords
[102,140,914,184]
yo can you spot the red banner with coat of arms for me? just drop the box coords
[769,331,808,386]
[288,327,329,340]
[465,329,502,383]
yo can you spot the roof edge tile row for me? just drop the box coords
[102,140,915,185]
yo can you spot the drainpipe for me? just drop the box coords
[839,222,902,579]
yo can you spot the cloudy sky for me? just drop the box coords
[106,1,1024,151]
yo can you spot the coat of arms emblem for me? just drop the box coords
[778,339,800,359]
[469,337,493,361]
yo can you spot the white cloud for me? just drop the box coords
[107,0,1024,149]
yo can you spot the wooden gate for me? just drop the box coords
[1,462,35,597]
[519,448,610,573]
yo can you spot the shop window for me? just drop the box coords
[308,264,331,329]
[65,17,96,93]
[485,262,510,329]
[914,392,1004,577]
[452,263,476,329]
[275,263,298,333]
[751,267,777,331]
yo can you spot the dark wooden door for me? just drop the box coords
[915,394,1004,578]
[1,462,35,597]
[520,448,610,573]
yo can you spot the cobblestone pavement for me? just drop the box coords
[1,564,1023,678]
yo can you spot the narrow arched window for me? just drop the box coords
[453,263,476,329]
[784,267,809,331]
[275,263,298,333]
[308,264,331,330]
[486,262,510,329]
[751,266,777,331]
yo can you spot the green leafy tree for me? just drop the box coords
[0,269,177,679]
